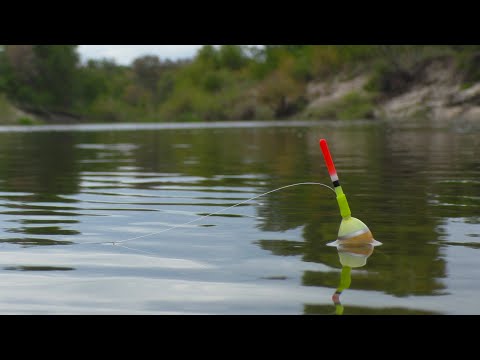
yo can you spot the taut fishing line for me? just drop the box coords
[76,182,335,251]
[116,182,335,245]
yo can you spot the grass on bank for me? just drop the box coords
[303,91,376,120]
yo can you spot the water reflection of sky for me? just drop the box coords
[0,120,478,313]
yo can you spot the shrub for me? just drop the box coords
[257,68,305,118]
[305,91,375,120]
[17,116,37,125]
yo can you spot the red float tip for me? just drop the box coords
[319,139,337,176]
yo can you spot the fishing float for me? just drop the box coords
[319,138,380,248]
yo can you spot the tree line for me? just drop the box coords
[1,45,479,123]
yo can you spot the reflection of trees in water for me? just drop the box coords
[0,131,129,243]
[304,304,440,315]
[130,127,319,190]
[128,124,454,298]
[256,126,455,298]
[0,123,475,300]
[0,132,81,195]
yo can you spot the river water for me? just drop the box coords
[0,119,478,314]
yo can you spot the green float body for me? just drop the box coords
[335,185,351,219]
[335,185,370,239]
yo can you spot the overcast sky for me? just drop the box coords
[78,45,204,65]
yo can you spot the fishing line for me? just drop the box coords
[66,181,334,254]
[114,243,160,256]
[110,182,335,245]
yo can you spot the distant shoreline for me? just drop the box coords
[2,46,480,125]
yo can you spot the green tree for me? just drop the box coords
[218,45,248,70]
[3,45,80,111]
[3,45,36,103]
[132,55,178,102]
[196,45,220,69]
[132,55,163,93]
[77,59,113,106]
[32,45,80,109]
[257,68,304,118]
[0,45,9,91]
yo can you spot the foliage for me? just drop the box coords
[363,45,457,96]
[454,47,480,87]
[17,116,40,125]
[2,45,80,111]
[1,45,480,123]
[256,65,306,118]
[305,91,375,120]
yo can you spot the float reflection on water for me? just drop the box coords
[328,235,382,315]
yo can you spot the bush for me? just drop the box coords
[364,61,414,96]
[305,91,375,120]
[0,93,17,122]
[17,116,38,125]
[457,51,480,87]
[218,45,248,71]
[257,68,305,118]
[87,97,132,122]
[202,70,227,93]
[337,92,375,119]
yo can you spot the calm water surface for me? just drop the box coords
[0,119,478,314]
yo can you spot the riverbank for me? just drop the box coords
[2,52,480,125]
[303,56,480,122]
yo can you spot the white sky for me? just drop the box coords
[78,45,204,65]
